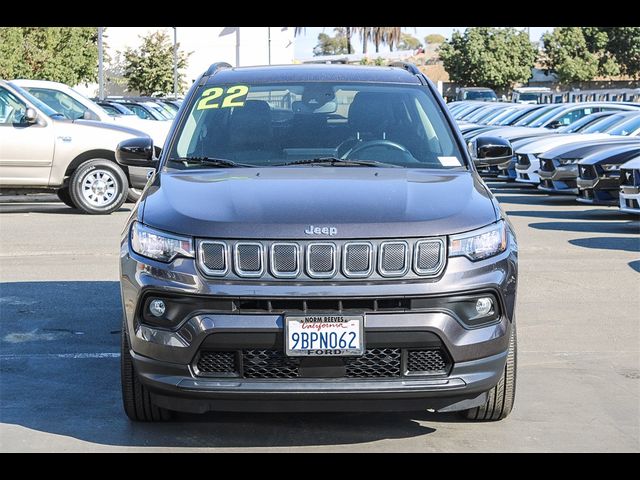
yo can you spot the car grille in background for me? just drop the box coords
[620,168,640,187]
[540,158,556,172]
[199,237,446,281]
[194,348,450,378]
[579,165,597,180]
[516,154,531,168]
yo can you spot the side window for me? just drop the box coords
[101,104,119,115]
[0,87,27,125]
[28,88,90,120]
[130,105,151,119]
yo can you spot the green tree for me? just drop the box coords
[424,33,445,45]
[599,27,640,78]
[542,27,602,83]
[122,30,190,96]
[0,27,98,85]
[313,29,349,56]
[397,33,422,51]
[440,27,536,90]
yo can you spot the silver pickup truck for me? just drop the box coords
[0,80,151,214]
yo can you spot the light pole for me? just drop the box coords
[172,27,178,97]
[268,27,271,65]
[98,27,104,100]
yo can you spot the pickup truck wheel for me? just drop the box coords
[462,323,517,421]
[121,323,172,422]
[68,159,128,215]
[126,187,142,203]
[56,187,77,209]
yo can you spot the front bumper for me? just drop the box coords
[538,162,579,194]
[577,174,620,206]
[619,184,640,215]
[120,236,518,413]
[515,154,540,184]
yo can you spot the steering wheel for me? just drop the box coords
[344,139,418,162]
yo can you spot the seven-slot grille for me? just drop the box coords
[199,238,446,280]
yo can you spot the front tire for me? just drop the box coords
[463,323,517,421]
[56,187,77,209]
[121,323,172,422]
[68,159,128,215]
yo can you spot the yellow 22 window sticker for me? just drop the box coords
[196,85,249,110]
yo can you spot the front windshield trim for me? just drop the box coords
[163,80,469,172]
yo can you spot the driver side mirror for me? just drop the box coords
[469,136,513,166]
[24,108,38,124]
[116,137,158,168]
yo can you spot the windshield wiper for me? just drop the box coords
[168,156,254,168]
[274,157,401,168]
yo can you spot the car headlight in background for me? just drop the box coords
[130,221,194,262]
[602,163,621,171]
[559,158,580,165]
[449,221,507,261]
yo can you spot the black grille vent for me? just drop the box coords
[196,351,236,375]
[516,154,530,168]
[271,243,299,276]
[406,350,448,374]
[201,242,227,274]
[345,348,401,377]
[540,158,555,172]
[415,240,442,274]
[236,243,263,274]
[579,165,597,180]
[242,349,299,378]
[344,243,371,276]
[380,242,407,275]
[307,243,335,276]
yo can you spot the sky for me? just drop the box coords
[293,27,552,59]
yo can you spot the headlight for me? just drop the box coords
[130,221,194,262]
[559,158,580,165]
[449,221,507,261]
[602,164,621,171]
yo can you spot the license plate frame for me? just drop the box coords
[284,314,364,357]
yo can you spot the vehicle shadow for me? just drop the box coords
[507,209,633,222]
[568,237,640,253]
[0,203,131,215]
[629,260,640,273]
[0,281,450,449]
[494,194,579,206]
[528,220,640,235]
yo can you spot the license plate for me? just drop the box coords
[284,314,364,356]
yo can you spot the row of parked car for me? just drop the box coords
[0,79,180,213]
[450,100,640,215]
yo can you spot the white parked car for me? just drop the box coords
[10,79,170,150]
[0,80,151,214]
[619,156,640,215]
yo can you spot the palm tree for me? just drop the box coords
[372,27,384,53]
[383,27,402,52]
[359,27,372,54]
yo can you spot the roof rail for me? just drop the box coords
[204,62,233,77]
[388,61,421,76]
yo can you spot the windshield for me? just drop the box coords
[517,93,539,101]
[606,115,640,136]
[581,113,633,134]
[558,113,611,133]
[169,82,466,169]
[7,82,61,118]
[513,105,562,126]
[464,90,497,100]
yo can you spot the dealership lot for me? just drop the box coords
[0,182,638,452]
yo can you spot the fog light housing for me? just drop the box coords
[475,297,494,316]
[149,299,166,317]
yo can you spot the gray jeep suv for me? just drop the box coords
[117,62,518,422]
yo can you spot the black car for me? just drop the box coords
[538,138,640,194]
[577,144,640,205]
[456,87,498,102]
[115,62,518,422]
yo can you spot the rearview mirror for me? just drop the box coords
[116,137,157,168]
[470,136,513,166]
[24,108,38,124]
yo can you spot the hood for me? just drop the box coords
[541,137,640,160]
[621,157,640,170]
[517,133,611,154]
[142,167,498,239]
[71,118,150,138]
[580,144,640,166]
[466,126,551,142]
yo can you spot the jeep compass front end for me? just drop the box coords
[118,63,518,422]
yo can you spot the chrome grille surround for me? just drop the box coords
[342,242,374,278]
[234,242,265,278]
[196,237,446,281]
[199,240,229,276]
[270,242,301,278]
[413,238,446,276]
[306,242,337,278]
[378,241,410,277]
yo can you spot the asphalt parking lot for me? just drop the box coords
[0,181,638,452]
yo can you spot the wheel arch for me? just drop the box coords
[63,149,130,185]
